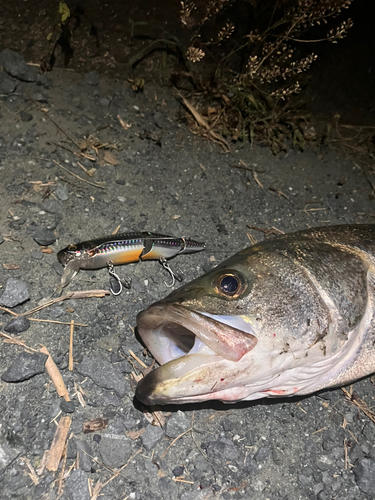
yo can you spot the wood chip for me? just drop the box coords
[83,418,109,434]
[2,263,19,270]
[45,417,71,472]
[40,345,70,401]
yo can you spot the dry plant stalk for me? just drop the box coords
[179,0,354,152]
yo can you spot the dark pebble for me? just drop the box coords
[76,355,130,397]
[19,111,33,122]
[172,466,184,477]
[85,70,99,86]
[33,92,48,103]
[0,49,37,82]
[217,223,228,235]
[99,435,132,467]
[41,200,61,214]
[30,249,43,260]
[4,316,31,334]
[354,458,375,496]
[1,351,48,382]
[33,227,56,246]
[0,73,16,94]
[0,278,30,308]
[206,438,239,465]
[64,469,90,500]
[0,234,3,244]
[60,400,75,414]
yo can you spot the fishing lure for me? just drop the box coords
[57,231,205,294]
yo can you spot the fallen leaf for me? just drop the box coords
[104,150,119,166]
[3,263,19,270]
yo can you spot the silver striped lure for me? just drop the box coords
[57,231,205,294]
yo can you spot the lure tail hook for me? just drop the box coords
[159,258,183,288]
[107,261,132,296]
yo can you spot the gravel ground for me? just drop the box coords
[1,49,375,500]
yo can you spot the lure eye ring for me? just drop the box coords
[213,270,247,299]
[67,244,77,251]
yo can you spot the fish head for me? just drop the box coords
[57,242,94,267]
[136,240,369,405]
[57,242,96,287]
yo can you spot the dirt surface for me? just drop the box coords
[1,2,375,500]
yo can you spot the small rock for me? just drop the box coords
[172,465,184,477]
[99,436,132,468]
[0,278,29,307]
[48,306,65,319]
[19,111,33,122]
[60,400,75,414]
[96,333,121,352]
[85,71,99,86]
[30,249,43,260]
[254,446,271,463]
[4,316,31,334]
[36,74,53,89]
[154,111,169,129]
[33,227,56,246]
[55,182,69,201]
[0,434,23,473]
[217,223,228,235]
[76,356,130,397]
[165,410,190,438]
[1,351,48,382]
[354,458,375,496]
[99,97,111,106]
[141,424,165,451]
[0,72,16,93]
[206,438,239,465]
[316,455,335,471]
[75,439,93,472]
[0,234,4,244]
[33,92,48,103]
[0,49,37,82]
[41,200,62,214]
[65,469,90,500]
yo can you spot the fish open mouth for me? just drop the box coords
[135,304,257,405]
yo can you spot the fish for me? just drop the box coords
[135,224,375,405]
[57,232,205,289]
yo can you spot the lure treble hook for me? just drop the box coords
[107,261,131,296]
[159,258,183,288]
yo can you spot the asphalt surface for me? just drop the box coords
[1,50,375,500]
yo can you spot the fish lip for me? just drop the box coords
[135,303,257,404]
[57,249,74,266]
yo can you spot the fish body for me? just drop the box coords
[135,224,375,405]
[57,232,205,288]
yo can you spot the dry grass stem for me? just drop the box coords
[53,160,106,189]
[19,289,110,317]
[68,320,74,371]
[161,428,193,460]
[128,349,148,369]
[342,388,375,425]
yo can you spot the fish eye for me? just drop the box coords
[220,275,239,295]
[67,245,77,251]
[213,271,246,298]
